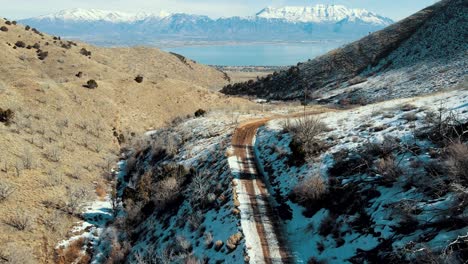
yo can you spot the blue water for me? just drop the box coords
[163,41,347,66]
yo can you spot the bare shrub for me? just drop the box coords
[42,211,65,233]
[175,236,192,254]
[21,147,33,169]
[287,116,328,159]
[153,176,181,210]
[4,209,34,231]
[226,233,243,251]
[186,171,212,208]
[43,169,63,187]
[0,182,14,202]
[445,143,468,184]
[1,244,35,264]
[187,210,204,231]
[56,237,86,264]
[421,108,467,145]
[45,145,61,162]
[402,112,418,122]
[68,165,82,180]
[214,240,223,251]
[204,232,213,248]
[375,156,402,182]
[66,186,91,215]
[293,175,327,203]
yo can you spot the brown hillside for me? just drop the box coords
[0,18,249,262]
[221,0,466,102]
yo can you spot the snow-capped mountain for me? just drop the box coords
[256,4,393,25]
[19,6,393,46]
[33,8,170,23]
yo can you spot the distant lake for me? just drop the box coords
[162,41,347,66]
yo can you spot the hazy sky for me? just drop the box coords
[4,0,439,21]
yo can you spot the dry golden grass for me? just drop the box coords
[95,182,107,201]
[0,18,253,262]
[224,70,273,84]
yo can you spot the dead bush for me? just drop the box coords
[204,232,213,248]
[45,145,61,162]
[214,240,223,251]
[4,209,34,231]
[286,116,328,160]
[186,171,212,208]
[44,169,63,187]
[175,236,192,254]
[66,186,91,215]
[420,108,468,145]
[293,175,327,203]
[445,143,468,184]
[226,233,243,251]
[21,147,34,170]
[56,237,86,264]
[154,177,180,205]
[0,182,14,202]
[375,156,402,183]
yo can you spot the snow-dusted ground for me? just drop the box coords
[111,115,247,263]
[255,89,468,263]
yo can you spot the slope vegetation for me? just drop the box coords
[0,18,247,262]
[222,0,466,103]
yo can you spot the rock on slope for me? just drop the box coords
[0,19,246,262]
[221,0,467,103]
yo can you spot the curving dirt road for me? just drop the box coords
[230,118,294,264]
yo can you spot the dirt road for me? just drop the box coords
[230,118,294,264]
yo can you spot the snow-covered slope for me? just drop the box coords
[222,0,466,103]
[256,4,392,25]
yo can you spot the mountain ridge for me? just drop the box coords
[221,0,466,104]
[26,5,393,24]
[18,5,393,46]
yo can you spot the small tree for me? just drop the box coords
[14,41,26,48]
[66,186,91,215]
[84,79,98,89]
[134,75,144,83]
[194,109,206,118]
